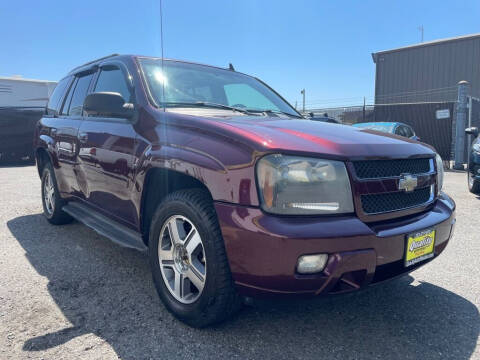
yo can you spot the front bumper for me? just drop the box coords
[215,192,456,297]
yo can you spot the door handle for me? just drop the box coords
[78,132,88,143]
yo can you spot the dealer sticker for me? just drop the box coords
[405,229,435,267]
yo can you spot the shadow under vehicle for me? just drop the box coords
[6,213,479,359]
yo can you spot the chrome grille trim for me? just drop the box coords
[352,158,434,180]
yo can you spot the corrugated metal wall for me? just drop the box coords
[373,102,455,159]
[374,35,480,104]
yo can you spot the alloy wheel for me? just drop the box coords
[43,171,55,215]
[158,215,206,304]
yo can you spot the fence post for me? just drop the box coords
[453,80,469,169]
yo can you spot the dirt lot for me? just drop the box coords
[0,165,479,360]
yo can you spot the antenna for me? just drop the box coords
[160,0,166,112]
[417,25,424,42]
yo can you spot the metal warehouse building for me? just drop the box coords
[372,33,480,104]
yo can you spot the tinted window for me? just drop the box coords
[94,67,132,102]
[67,73,93,116]
[60,78,77,115]
[47,77,70,115]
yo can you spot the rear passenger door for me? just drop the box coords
[77,62,138,226]
[52,71,94,197]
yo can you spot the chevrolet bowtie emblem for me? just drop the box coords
[398,174,418,192]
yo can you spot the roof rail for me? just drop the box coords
[69,53,120,73]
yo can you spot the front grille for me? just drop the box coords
[361,186,432,214]
[353,158,431,179]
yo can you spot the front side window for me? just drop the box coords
[395,125,408,137]
[404,126,414,138]
[94,66,132,102]
[139,58,299,117]
[64,73,94,116]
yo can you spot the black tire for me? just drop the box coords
[41,162,73,225]
[149,189,241,327]
[468,171,480,194]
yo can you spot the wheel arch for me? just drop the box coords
[140,167,214,246]
[35,146,53,177]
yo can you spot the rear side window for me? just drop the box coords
[47,77,70,115]
[62,73,94,116]
[94,67,132,102]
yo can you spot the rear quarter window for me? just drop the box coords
[46,76,71,115]
[62,73,94,116]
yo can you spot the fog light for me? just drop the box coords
[297,254,329,274]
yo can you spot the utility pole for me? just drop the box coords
[300,89,305,113]
[454,80,469,169]
[362,96,366,122]
[418,25,424,42]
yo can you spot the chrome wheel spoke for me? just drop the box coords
[184,229,201,256]
[186,265,205,292]
[173,270,184,298]
[159,248,174,263]
[167,219,182,244]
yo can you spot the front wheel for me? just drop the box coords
[149,189,241,327]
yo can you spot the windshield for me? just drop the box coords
[138,58,299,117]
[353,123,395,133]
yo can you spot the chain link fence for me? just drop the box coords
[303,93,480,163]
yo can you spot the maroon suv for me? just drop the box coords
[34,54,456,327]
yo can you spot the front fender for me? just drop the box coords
[137,143,260,206]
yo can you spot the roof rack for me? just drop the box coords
[69,54,120,73]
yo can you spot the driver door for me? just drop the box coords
[77,62,139,227]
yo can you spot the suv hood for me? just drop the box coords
[209,117,435,160]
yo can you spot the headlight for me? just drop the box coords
[435,154,444,194]
[256,154,354,215]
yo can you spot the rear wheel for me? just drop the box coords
[41,163,73,225]
[468,171,480,194]
[149,189,241,327]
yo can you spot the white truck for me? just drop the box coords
[0,76,56,162]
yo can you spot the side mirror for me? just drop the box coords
[465,127,479,137]
[83,92,134,119]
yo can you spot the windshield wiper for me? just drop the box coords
[164,102,258,115]
[245,108,303,119]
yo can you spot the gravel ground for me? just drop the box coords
[0,165,478,360]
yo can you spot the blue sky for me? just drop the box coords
[1,1,479,108]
